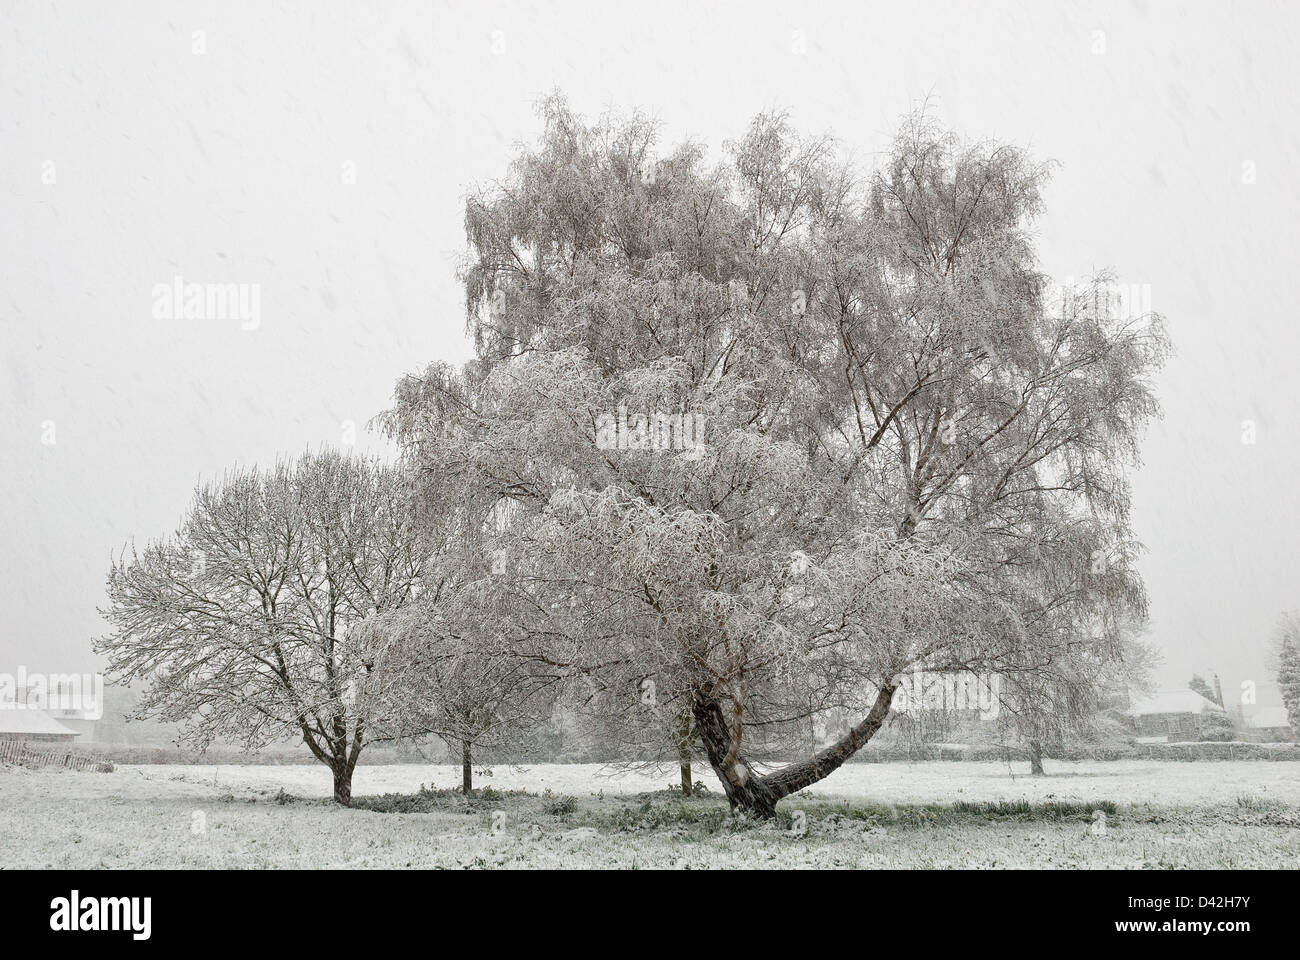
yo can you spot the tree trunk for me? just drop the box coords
[332,763,353,806]
[691,690,781,816]
[1029,739,1044,776]
[461,739,472,794]
[691,683,896,818]
[677,711,693,796]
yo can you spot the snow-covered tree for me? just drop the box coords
[361,542,560,794]
[382,96,1168,816]
[99,450,422,804]
[1002,617,1158,774]
[1274,612,1300,736]
[1189,674,1216,703]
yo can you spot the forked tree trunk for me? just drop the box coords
[462,739,473,794]
[692,693,781,816]
[1029,739,1044,776]
[301,721,360,807]
[691,683,896,818]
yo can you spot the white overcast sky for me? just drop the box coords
[3,0,1297,705]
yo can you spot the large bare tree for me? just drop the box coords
[383,97,1169,816]
[99,449,422,804]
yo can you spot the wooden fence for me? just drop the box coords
[0,739,114,772]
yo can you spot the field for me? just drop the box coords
[3,760,1298,869]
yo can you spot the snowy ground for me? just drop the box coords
[3,761,1298,868]
[125,758,1300,806]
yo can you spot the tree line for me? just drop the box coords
[100,96,1168,815]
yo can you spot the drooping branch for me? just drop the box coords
[763,681,896,799]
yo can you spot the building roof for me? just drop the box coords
[0,708,80,736]
[1246,706,1292,729]
[1127,689,1226,717]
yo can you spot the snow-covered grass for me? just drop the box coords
[125,758,1300,806]
[3,761,1298,869]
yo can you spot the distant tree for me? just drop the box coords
[99,450,422,804]
[1274,613,1300,736]
[352,466,562,795]
[365,597,557,795]
[1189,673,1216,703]
[562,664,703,795]
[1004,619,1157,774]
[382,96,1168,817]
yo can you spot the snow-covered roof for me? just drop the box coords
[1127,689,1226,717]
[1246,706,1292,729]
[0,708,80,736]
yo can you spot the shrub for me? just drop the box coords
[546,794,578,816]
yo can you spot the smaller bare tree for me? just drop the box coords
[363,538,558,794]
[1000,617,1158,774]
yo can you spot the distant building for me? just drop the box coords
[1128,689,1230,742]
[1244,706,1295,741]
[2,672,104,740]
[0,709,81,743]
[1232,679,1290,729]
[91,682,184,747]
[44,680,100,740]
